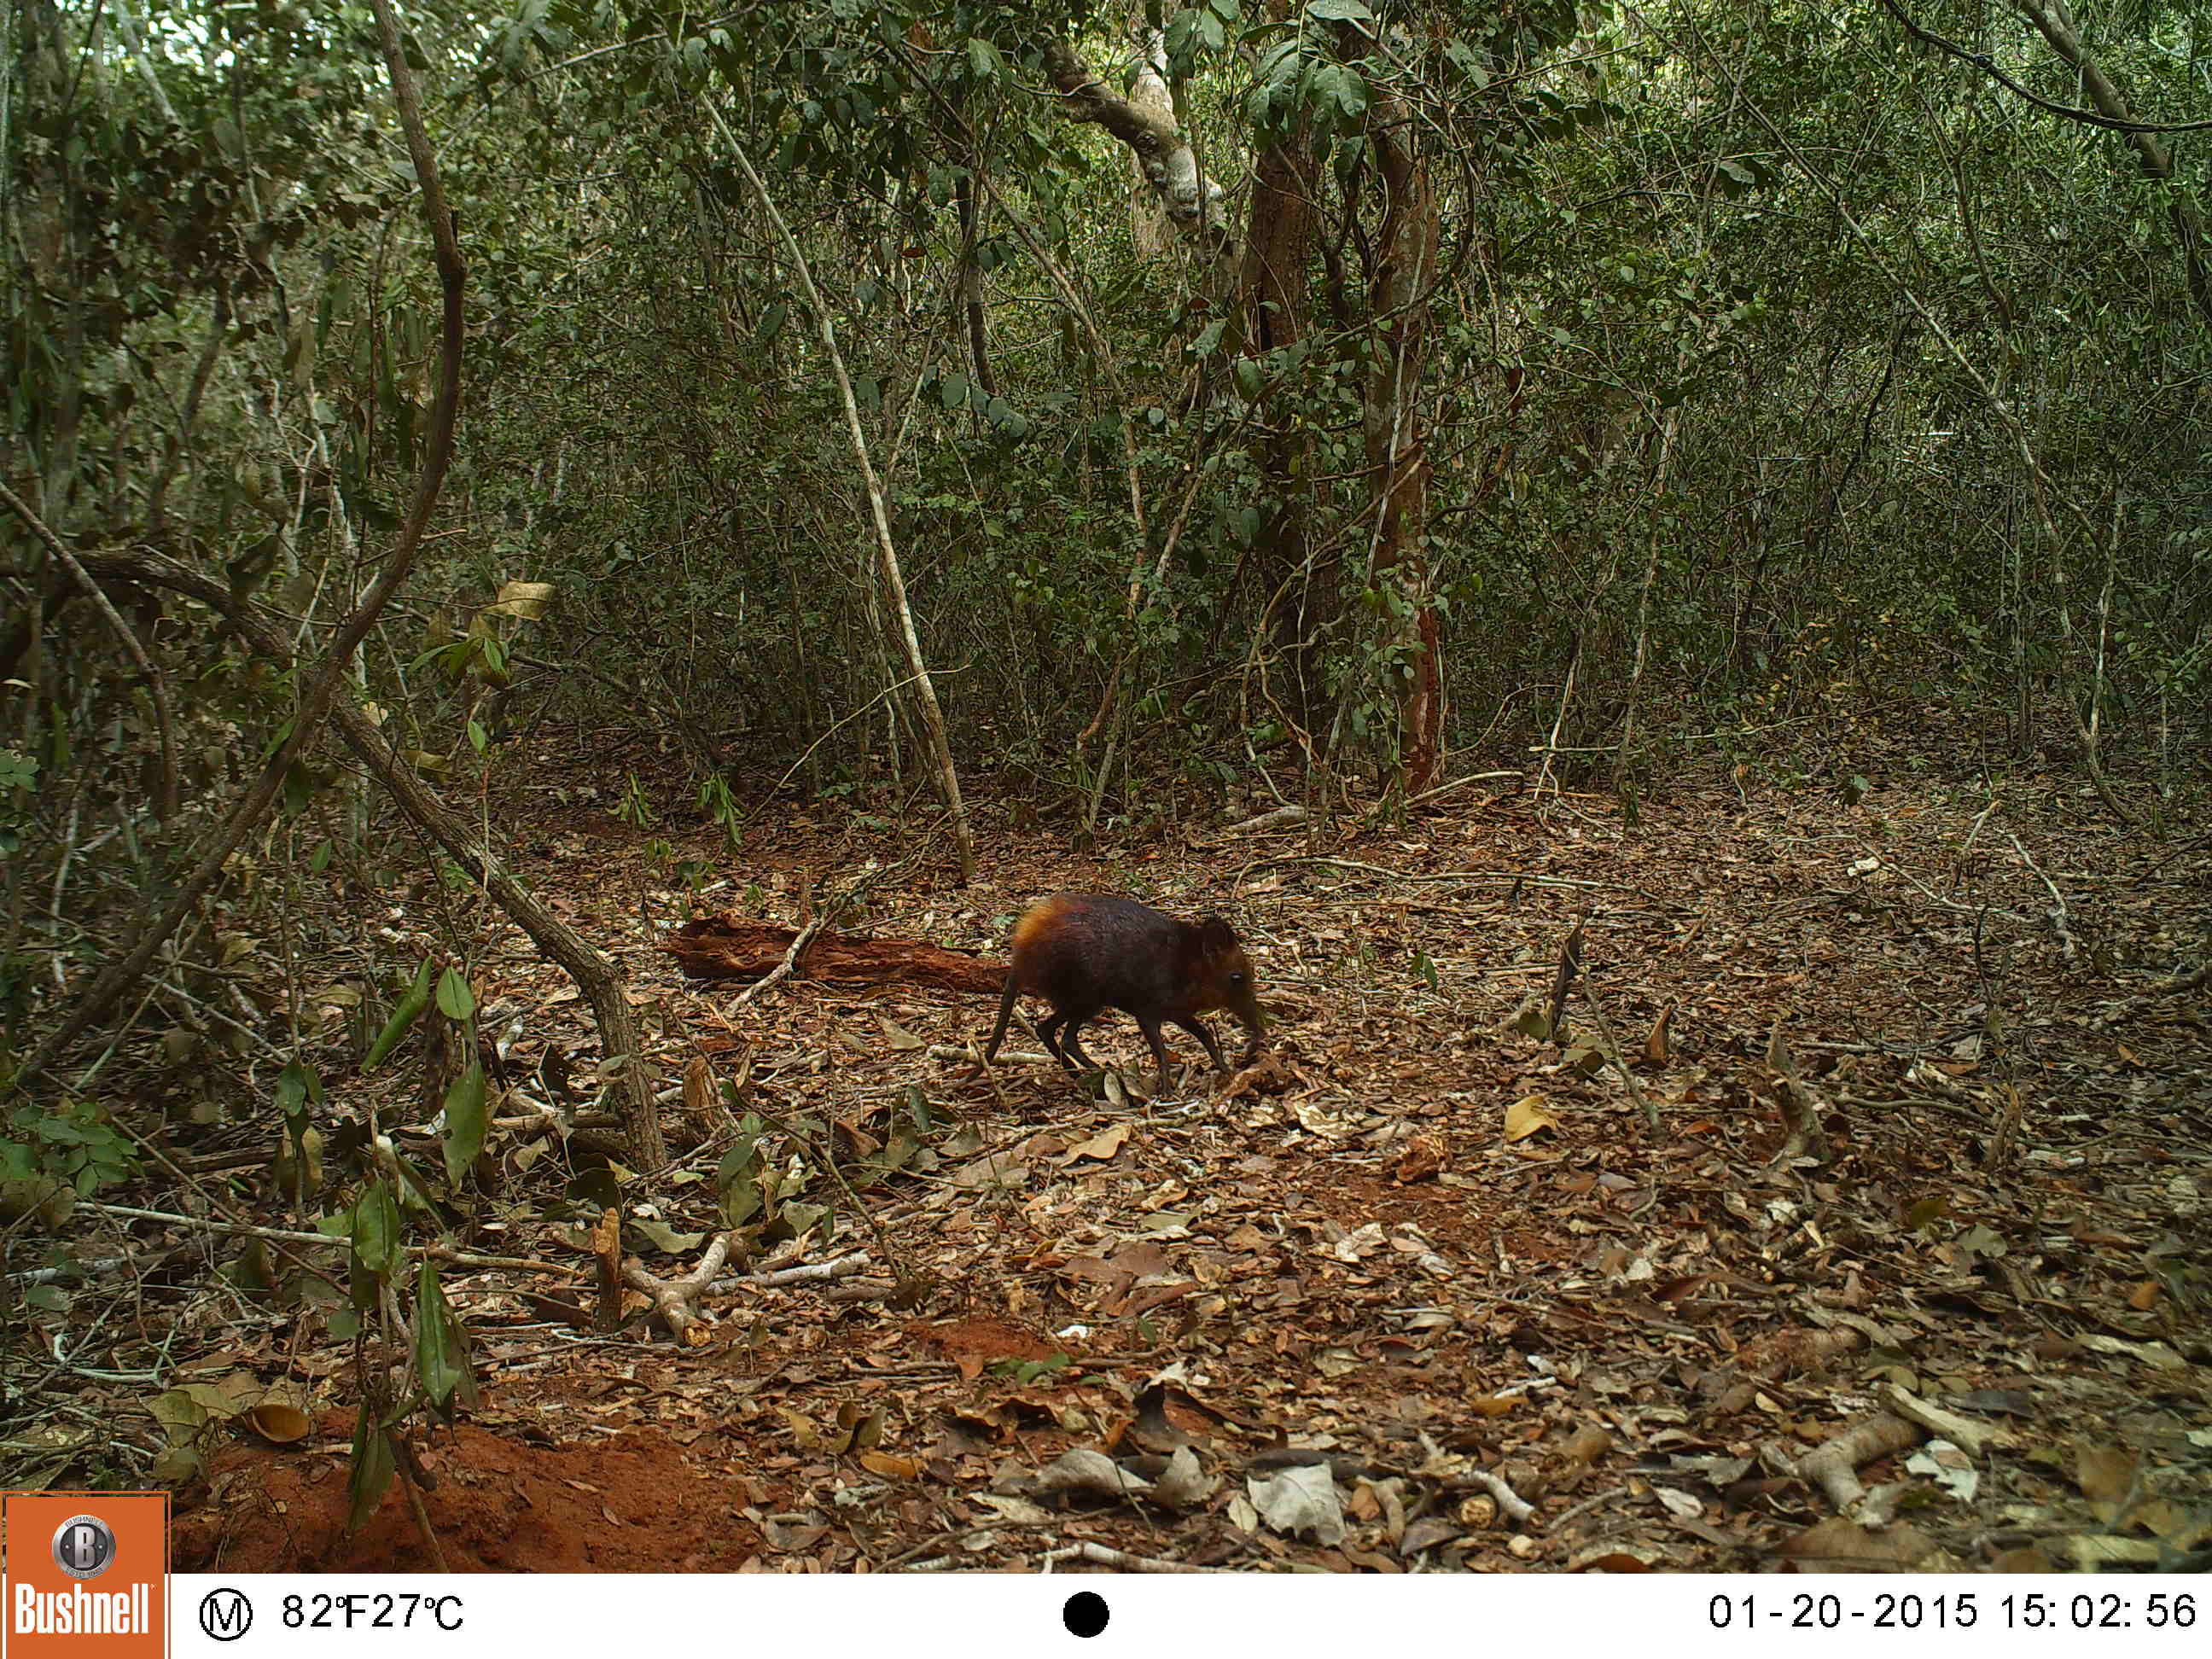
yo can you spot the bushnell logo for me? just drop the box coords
[51,1516,119,1581]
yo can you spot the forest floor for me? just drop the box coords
[62,734,2212,1574]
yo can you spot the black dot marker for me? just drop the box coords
[1062,1591,1110,1639]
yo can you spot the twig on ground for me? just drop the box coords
[620,1228,748,1344]
[1578,969,1658,1130]
[2100,961,2207,1026]
[709,1250,874,1292]
[1545,1484,1633,1533]
[1879,1383,1998,1458]
[2008,831,2080,969]
[1452,1468,1536,1525]
[1544,910,1588,1043]
[1039,1541,1220,1573]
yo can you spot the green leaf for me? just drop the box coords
[440,1063,487,1187]
[364,961,434,1071]
[630,1216,707,1253]
[275,1059,323,1132]
[1311,61,1370,124]
[415,1260,474,1410]
[565,1165,625,1213]
[434,968,474,1022]
[346,1411,398,1534]
[1306,0,1373,20]
[965,37,1004,82]
[1232,358,1266,399]
[352,1180,403,1277]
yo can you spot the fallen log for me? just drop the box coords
[663,917,1004,996]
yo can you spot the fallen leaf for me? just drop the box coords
[1248,1464,1346,1545]
[1153,1447,1217,1509]
[1028,1448,1152,1502]
[1569,1547,1659,1572]
[1397,1516,1462,1556]
[1906,1441,1978,1501]
[1066,1121,1132,1163]
[1504,1095,1558,1143]
[245,1402,312,1445]
[2064,1535,2162,1570]
[968,1493,1051,1525]
[1394,1133,1447,1183]
[1781,1518,1935,1570]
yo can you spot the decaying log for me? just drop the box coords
[1794,1412,1922,1512]
[664,917,1003,996]
[622,1228,748,1346]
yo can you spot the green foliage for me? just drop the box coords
[364,961,435,1071]
[615,774,656,830]
[0,1097,137,1199]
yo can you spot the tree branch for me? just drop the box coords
[8,0,467,1092]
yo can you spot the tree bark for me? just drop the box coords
[1042,39,1221,242]
[1126,30,1178,257]
[19,0,88,516]
[1238,25,1328,728]
[955,172,997,398]
[1361,99,1444,792]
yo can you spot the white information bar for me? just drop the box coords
[166,1575,2199,1656]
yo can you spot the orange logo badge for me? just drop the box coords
[2,1492,168,1659]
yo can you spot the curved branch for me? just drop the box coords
[1874,0,2212,134]
[1041,39,1225,241]
[2002,0,2212,332]
[9,0,468,1092]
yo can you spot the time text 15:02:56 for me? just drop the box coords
[1708,1592,2197,1633]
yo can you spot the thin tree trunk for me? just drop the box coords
[1239,18,1326,731]
[1361,99,1443,792]
[1614,407,1679,802]
[954,172,996,398]
[704,105,976,884]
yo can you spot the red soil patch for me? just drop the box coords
[173,1413,763,1573]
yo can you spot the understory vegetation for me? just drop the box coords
[3,0,2207,1573]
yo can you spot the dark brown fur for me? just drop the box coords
[982,893,1266,1091]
